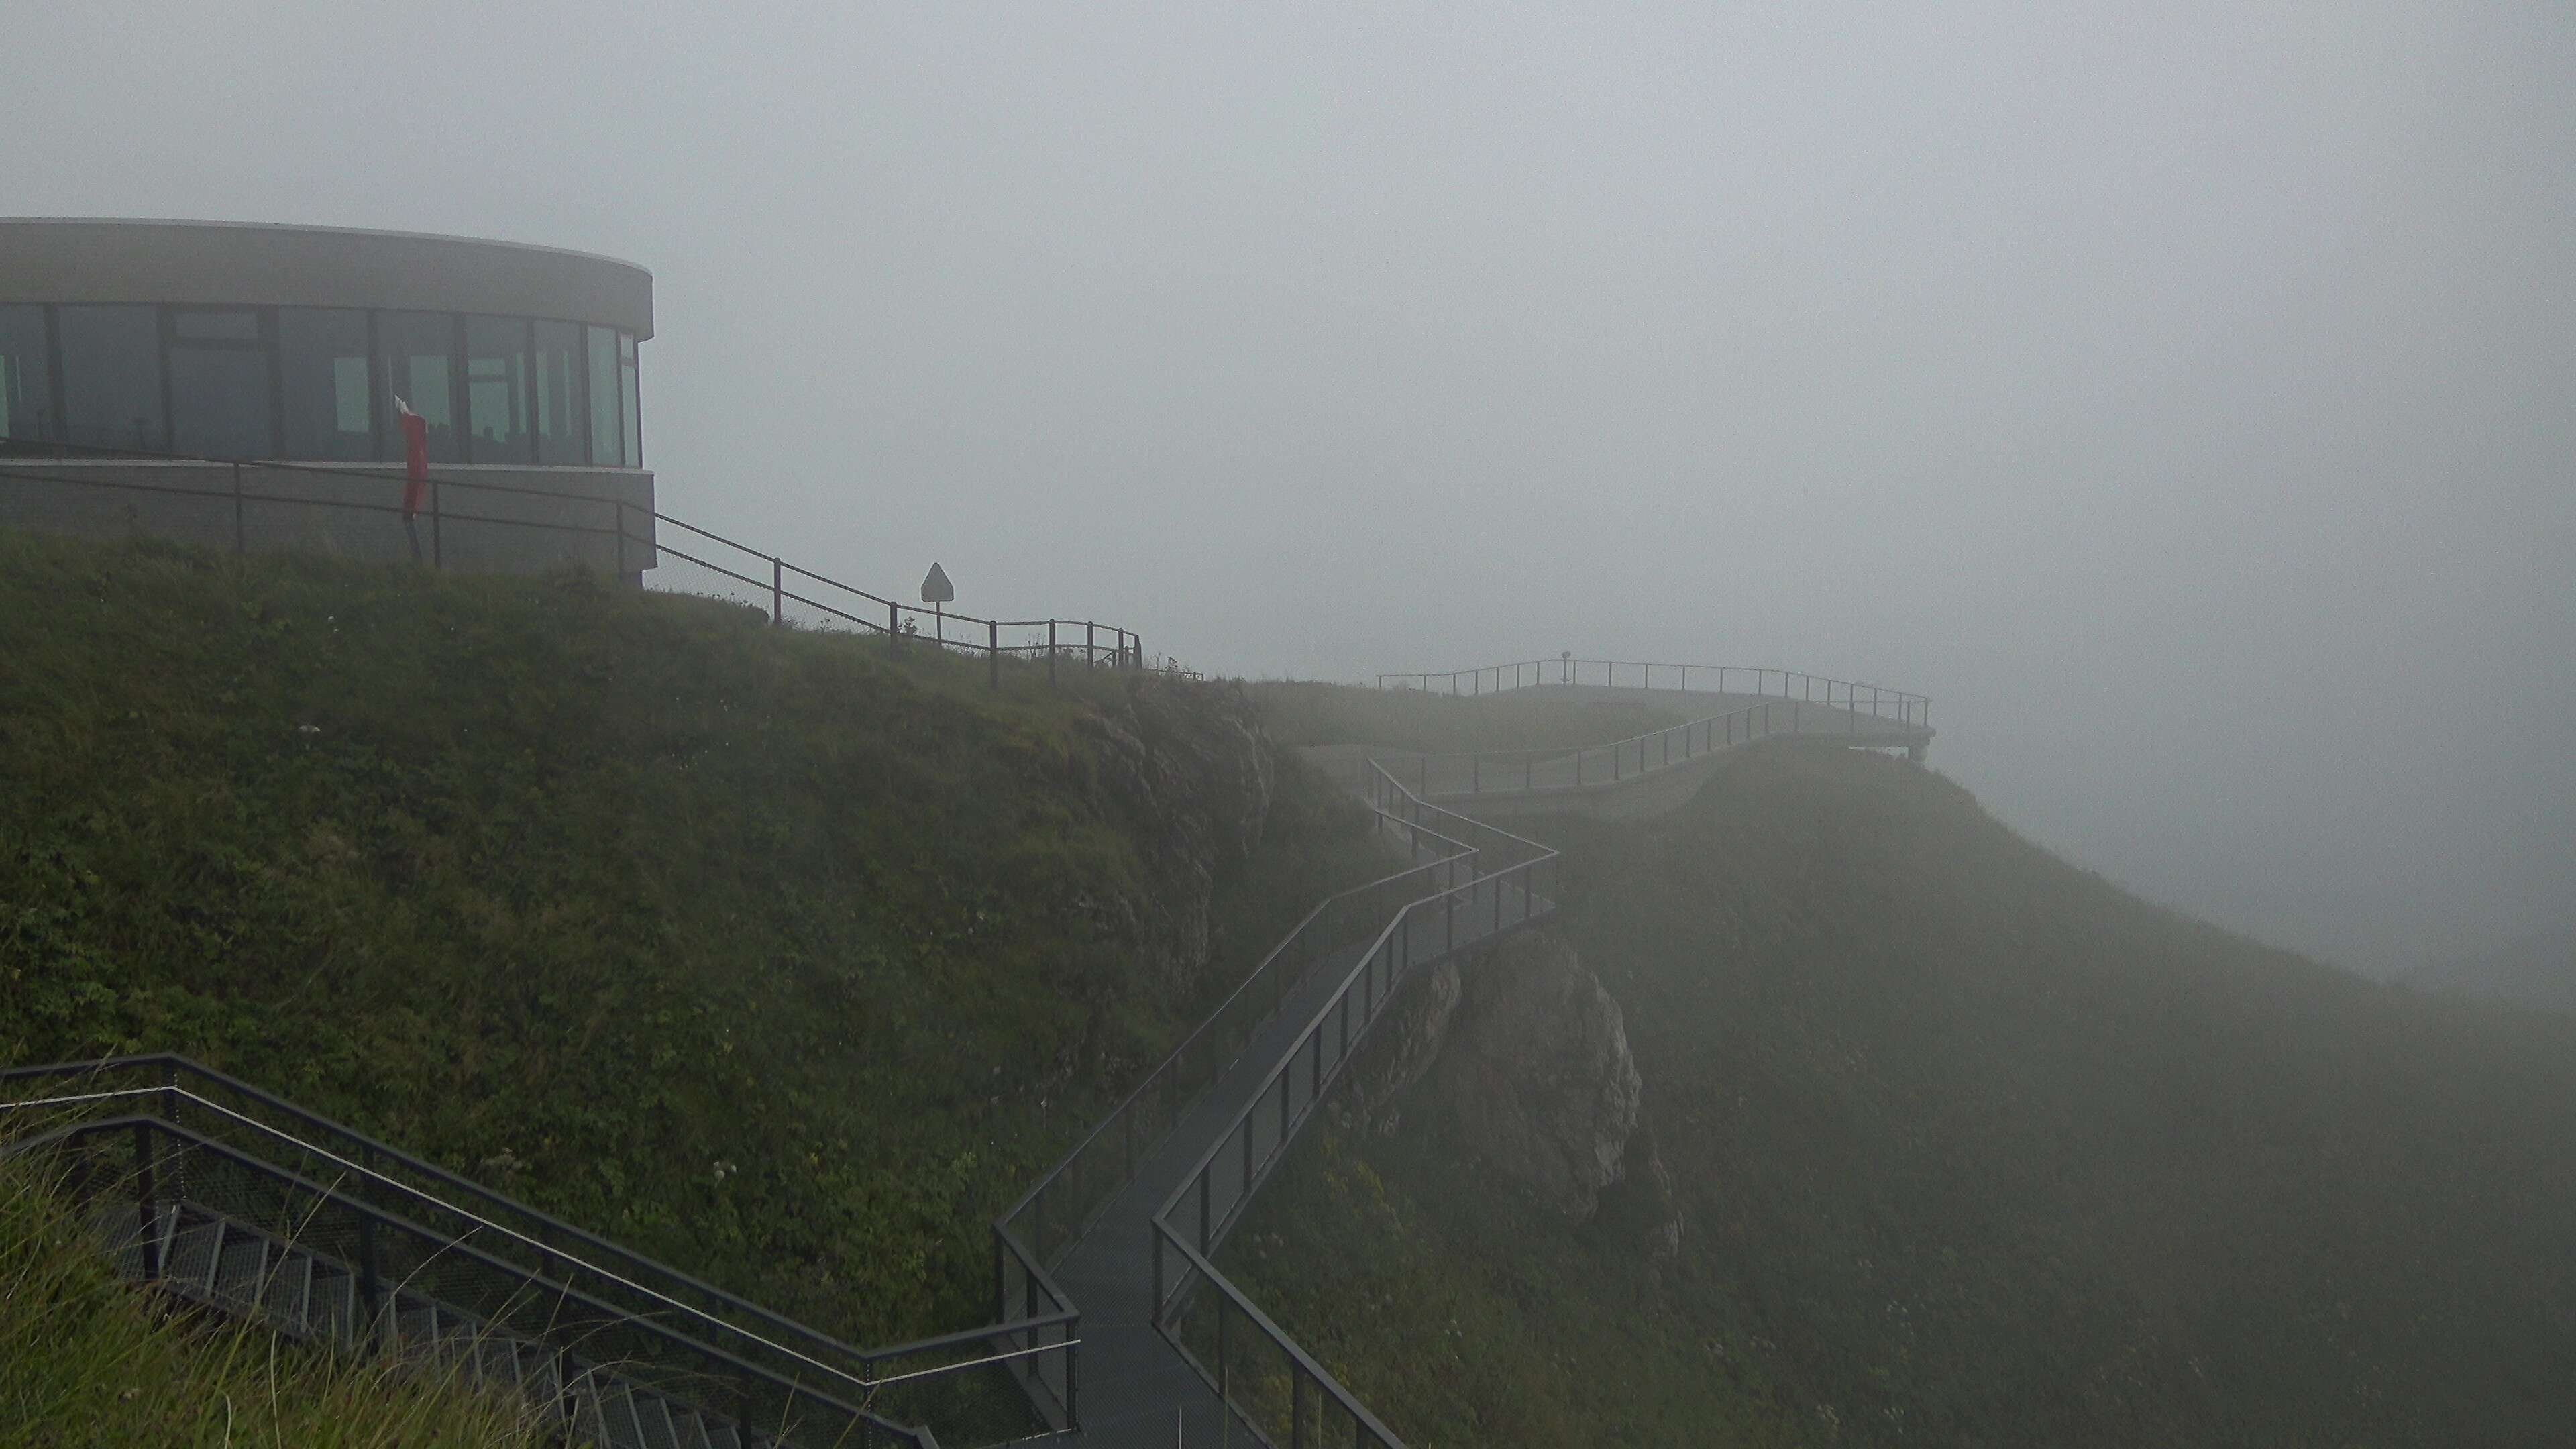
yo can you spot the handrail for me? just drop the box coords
[0,435,1148,684]
[0,1055,881,1367]
[1381,691,1927,802]
[994,805,1483,1269]
[1139,761,1562,1447]
[0,1069,1066,1397]
[1375,655,1929,729]
[4,1112,938,1448]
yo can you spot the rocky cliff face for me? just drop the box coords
[1352,929,1682,1253]
[1069,677,1279,998]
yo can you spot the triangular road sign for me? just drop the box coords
[920,562,954,604]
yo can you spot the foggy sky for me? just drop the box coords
[8,2,2571,977]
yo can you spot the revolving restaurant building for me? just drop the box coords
[0,217,655,578]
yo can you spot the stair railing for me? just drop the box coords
[0,1057,1059,1438]
[0,1097,942,1448]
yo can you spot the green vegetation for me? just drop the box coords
[1226,1122,1819,1449]
[1,1144,545,1448]
[1235,729,2576,1446]
[0,531,1383,1362]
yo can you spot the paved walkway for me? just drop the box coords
[1041,940,1369,1446]
[1032,866,1542,1446]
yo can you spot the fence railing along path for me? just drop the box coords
[1378,655,1929,731]
[980,760,1560,1446]
[0,439,1146,687]
[4,437,1934,1444]
[1375,659,1936,800]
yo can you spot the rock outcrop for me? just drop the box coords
[1055,676,1281,1015]
[1431,930,1644,1218]
[1345,927,1687,1252]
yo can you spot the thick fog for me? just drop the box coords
[7,3,2570,977]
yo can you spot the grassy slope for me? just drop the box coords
[1236,727,2576,1447]
[0,532,1383,1357]
[2,1146,545,1448]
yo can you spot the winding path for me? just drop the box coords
[1008,667,1927,1446]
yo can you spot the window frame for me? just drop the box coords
[160,305,281,460]
[5,302,639,466]
[55,302,172,453]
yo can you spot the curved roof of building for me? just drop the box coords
[0,218,652,337]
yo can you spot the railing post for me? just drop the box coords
[1049,619,1059,687]
[1086,621,1096,666]
[356,1195,384,1350]
[889,599,900,649]
[771,556,784,626]
[133,1120,161,1281]
[231,462,245,555]
[989,619,1000,690]
[1065,1326,1081,1431]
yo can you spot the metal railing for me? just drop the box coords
[995,807,1481,1274]
[1375,656,1930,731]
[3,1110,936,1446]
[1389,694,1925,802]
[645,511,1142,686]
[1147,763,1561,1448]
[0,1057,1071,1442]
[0,437,1146,688]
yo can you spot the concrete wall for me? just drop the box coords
[0,219,651,337]
[0,458,655,582]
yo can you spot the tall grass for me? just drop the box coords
[0,1142,551,1448]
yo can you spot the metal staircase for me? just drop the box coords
[101,1199,759,1449]
[1,1065,943,1448]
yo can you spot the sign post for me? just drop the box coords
[920,561,955,645]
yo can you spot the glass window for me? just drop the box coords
[279,308,375,460]
[166,309,276,458]
[619,332,641,467]
[56,305,165,451]
[0,305,56,447]
[377,311,458,464]
[532,319,588,465]
[464,315,531,464]
[586,324,621,466]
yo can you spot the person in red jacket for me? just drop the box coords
[394,396,430,562]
